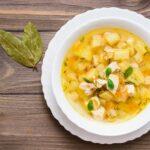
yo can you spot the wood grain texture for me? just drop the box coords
[0,32,53,94]
[0,0,150,149]
[0,95,150,150]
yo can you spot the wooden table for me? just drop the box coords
[0,0,150,149]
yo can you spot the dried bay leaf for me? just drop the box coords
[0,30,35,67]
[0,22,43,68]
[22,22,43,65]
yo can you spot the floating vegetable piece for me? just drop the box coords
[83,77,92,83]
[105,62,120,77]
[91,34,103,47]
[107,61,120,72]
[104,32,120,46]
[92,106,106,120]
[134,41,147,55]
[126,84,135,96]
[87,100,94,111]
[124,66,133,79]
[0,22,43,68]
[114,49,129,60]
[107,79,114,90]
[105,67,112,77]
[90,96,100,110]
[144,76,150,85]
[126,37,134,46]
[107,74,119,94]
[94,79,107,88]
[79,82,95,95]
[127,68,144,85]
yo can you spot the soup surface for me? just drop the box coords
[61,27,150,122]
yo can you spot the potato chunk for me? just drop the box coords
[119,61,130,72]
[134,52,143,63]
[75,46,92,61]
[85,68,99,80]
[92,55,99,66]
[114,49,129,60]
[134,41,147,55]
[126,37,135,46]
[104,32,120,46]
[99,91,114,101]
[144,76,150,85]
[127,68,145,85]
[91,35,103,47]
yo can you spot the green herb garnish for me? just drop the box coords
[80,36,85,42]
[125,81,135,85]
[107,79,114,90]
[124,66,133,79]
[87,100,94,111]
[105,67,112,77]
[0,22,43,68]
[98,75,101,78]
[83,77,92,83]
[64,61,67,66]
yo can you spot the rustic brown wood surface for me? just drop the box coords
[0,0,150,149]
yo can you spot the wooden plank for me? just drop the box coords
[0,32,54,94]
[0,0,149,31]
[0,95,150,150]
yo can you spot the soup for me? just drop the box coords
[61,27,150,122]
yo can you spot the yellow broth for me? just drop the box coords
[61,27,150,122]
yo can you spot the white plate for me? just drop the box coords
[41,8,150,144]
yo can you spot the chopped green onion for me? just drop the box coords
[107,79,114,90]
[83,77,92,83]
[124,66,133,79]
[105,67,112,77]
[87,100,94,111]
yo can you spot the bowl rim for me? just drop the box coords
[51,16,150,136]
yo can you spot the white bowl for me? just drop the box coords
[47,9,150,137]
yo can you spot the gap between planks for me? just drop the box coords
[0,93,43,95]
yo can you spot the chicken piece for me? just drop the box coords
[114,49,129,60]
[92,106,106,120]
[131,62,139,69]
[125,84,135,96]
[79,82,95,95]
[94,79,107,88]
[106,61,120,73]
